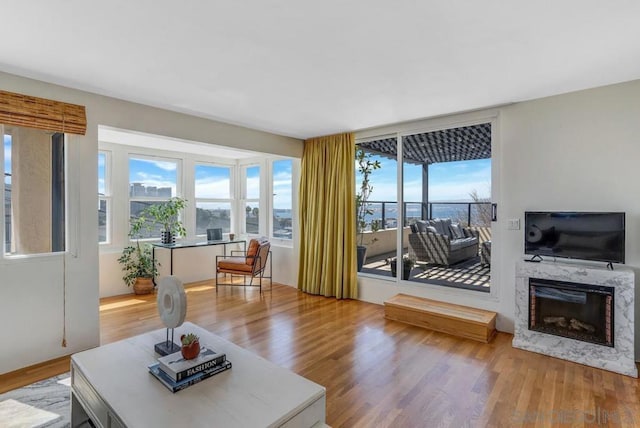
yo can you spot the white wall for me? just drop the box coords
[0,70,302,374]
[356,79,640,358]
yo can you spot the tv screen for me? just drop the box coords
[524,212,625,264]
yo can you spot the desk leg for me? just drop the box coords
[170,248,174,275]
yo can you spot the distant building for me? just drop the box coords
[129,183,172,198]
[157,187,172,197]
[130,183,145,197]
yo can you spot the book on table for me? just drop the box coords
[158,346,227,382]
[149,360,232,393]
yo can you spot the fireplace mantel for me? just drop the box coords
[514,260,636,377]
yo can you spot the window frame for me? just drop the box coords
[98,150,112,245]
[241,163,262,236]
[269,158,294,242]
[1,125,68,258]
[193,161,235,237]
[128,153,181,241]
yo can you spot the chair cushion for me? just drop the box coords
[218,257,254,272]
[246,239,261,265]
[410,223,418,233]
[247,237,270,265]
[426,226,438,234]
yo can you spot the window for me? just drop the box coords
[2,126,66,255]
[244,165,260,234]
[194,164,233,234]
[272,159,293,240]
[98,151,110,243]
[129,156,179,239]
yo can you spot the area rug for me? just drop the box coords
[0,373,71,428]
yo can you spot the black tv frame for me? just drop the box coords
[524,211,625,266]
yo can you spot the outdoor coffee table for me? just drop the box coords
[71,322,326,427]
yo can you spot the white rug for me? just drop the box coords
[0,373,71,428]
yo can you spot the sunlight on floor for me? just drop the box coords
[100,299,147,311]
[0,399,60,427]
[185,285,215,293]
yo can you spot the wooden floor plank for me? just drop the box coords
[2,280,639,427]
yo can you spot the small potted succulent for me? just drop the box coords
[180,333,200,360]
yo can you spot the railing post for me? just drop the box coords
[381,202,386,230]
[468,203,472,227]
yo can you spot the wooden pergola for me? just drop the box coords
[358,122,492,219]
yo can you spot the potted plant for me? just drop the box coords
[355,147,381,271]
[180,333,201,360]
[118,242,158,294]
[142,197,187,244]
[118,213,159,295]
[389,255,415,280]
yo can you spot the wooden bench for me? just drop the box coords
[384,294,497,343]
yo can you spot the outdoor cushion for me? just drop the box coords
[450,223,465,239]
[428,219,445,235]
[442,218,453,238]
[415,220,428,233]
[450,237,478,252]
[426,226,438,234]
[410,223,418,233]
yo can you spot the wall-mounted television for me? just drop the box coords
[524,212,625,264]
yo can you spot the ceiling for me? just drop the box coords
[1,2,639,140]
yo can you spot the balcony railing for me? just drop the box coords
[361,200,492,230]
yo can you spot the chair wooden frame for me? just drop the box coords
[215,243,272,293]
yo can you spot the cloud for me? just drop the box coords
[195,177,231,199]
[246,176,260,199]
[134,158,177,171]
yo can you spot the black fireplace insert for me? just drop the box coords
[529,278,614,347]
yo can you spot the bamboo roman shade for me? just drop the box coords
[0,90,87,135]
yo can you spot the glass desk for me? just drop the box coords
[151,239,247,281]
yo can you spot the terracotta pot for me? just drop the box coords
[181,340,200,360]
[133,277,154,295]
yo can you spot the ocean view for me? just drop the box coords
[362,201,492,229]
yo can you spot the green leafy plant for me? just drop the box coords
[141,197,188,237]
[117,242,158,287]
[180,333,199,346]
[356,148,381,247]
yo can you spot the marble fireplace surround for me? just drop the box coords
[513,260,637,377]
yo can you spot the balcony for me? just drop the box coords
[359,201,491,292]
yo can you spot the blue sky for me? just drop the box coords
[4,135,11,179]
[358,154,491,202]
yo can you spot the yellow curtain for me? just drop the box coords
[298,133,357,298]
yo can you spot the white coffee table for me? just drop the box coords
[71,322,326,427]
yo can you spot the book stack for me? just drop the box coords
[148,346,231,393]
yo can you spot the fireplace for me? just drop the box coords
[529,278,614,347]
[514,261,636,377]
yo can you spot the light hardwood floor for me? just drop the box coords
[2,281,640,427]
